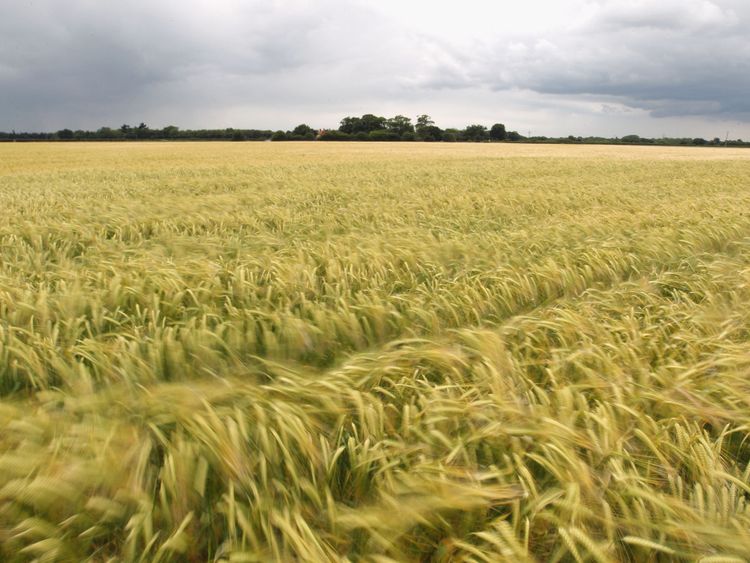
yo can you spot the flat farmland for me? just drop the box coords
[2,142,750,561]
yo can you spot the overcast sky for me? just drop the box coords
[2,0,749,137]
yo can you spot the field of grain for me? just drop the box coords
[1,142,750,561]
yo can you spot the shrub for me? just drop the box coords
[319,130,353,141]
[368,129,400,141]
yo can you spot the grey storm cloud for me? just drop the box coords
[0,0,748,133]
[438,0,750,119]
[0,0,415,129]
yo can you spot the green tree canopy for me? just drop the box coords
[416,114,434,130]
[339,114,387,134]
[489,123,507,141]
[463,124,488,142]
[386,115,414,136]
[162,125,179,138]
[418,125,443,142]
[292,124,315,136]
[339,117,361,134]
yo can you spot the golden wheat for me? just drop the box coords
[1,142,750,561]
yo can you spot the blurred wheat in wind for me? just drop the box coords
[1,142,750,561]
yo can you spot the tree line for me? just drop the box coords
[0,115,747,147]
[0,124,273,142]
[273,114,521,142]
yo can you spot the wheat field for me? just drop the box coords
[1,142,750,561]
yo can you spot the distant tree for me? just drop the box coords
[232,131,246,141]
[271,130,287,141]
[319,130,353,141]
[489,123,507,141]
[401,131,416,141]
[415,114,434,133]
[57,128,74,140]
[507,131,522,142]
[692,138,707,145]
[621,134,640,143]
[135,123,150,139]
[418,125,443,142]
[339,116,361,134]
[368,129,400,141]
[162,125,179,138]
[96,127,117,139]
[463,124,488,142]
[386,115,414,136]
[292,124,315,136]
[359,114,387,133]
[339,114,387,134]
[443,128,461,142]
[119,124,137,139]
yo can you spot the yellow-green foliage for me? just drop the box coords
[1,142,750,561]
